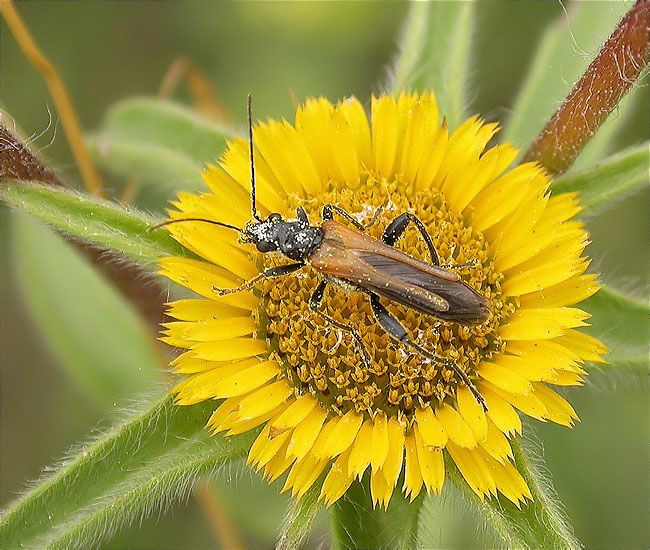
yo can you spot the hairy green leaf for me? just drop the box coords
[389,1,474,130]
[448,439,580,549]
[1,181,194,267]
[9,213,161,406]
[87,98,235,194]
[553,144,649,215]
[100,97,235,166]
[0,393,252,548]
[329,479,385,550]
[503,1,633,150]
[276,486,323,550]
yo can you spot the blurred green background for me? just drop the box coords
[1,2,648,548]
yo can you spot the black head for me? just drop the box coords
[241,209,323,261]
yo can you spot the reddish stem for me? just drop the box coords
[524,0,650,175]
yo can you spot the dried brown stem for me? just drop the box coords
[524,0,650,175]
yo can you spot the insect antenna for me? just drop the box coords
[247,94,262,222]
[147,218,242,233]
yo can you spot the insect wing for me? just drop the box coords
[310,221,490,324]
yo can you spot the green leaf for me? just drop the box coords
[88,97,235,192]
[582,285,649,380]
[552,143,649,215]
[276,486,323,550]
[503,1,633,149]
[1,181,194,267]
[389,1,475,130]
[448,439,581,549]
[86,136,204,192]
[0,393,253,548]
[329,479,385,550]
[9,212,161,406]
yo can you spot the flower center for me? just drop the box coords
[259,178,512,422]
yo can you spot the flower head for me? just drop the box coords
[159,92,606,508]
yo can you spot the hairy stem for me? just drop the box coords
[524,0,650,175]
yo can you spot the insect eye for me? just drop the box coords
[268,213,282,222]
[256,240,276,253]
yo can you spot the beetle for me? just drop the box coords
[154,95,491,411]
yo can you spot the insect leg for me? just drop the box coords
[309,280,372,368]
[213,262,305,296]
[382,212,439,266]
[368,293,487,411]
[322,204,384,231]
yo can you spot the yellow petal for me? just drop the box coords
[370,412,390,471]
[446,442,496,499]
[484,382,549,421]
[456,386,488,442]
[480,451,531,506]
[552,330,608,363]
[310,415,342,459]
[415,405,448,448]
[505,340,584,374]
[269,394,318,434]
[480,385,522,436]
[371,95,399,179]
[165,299,248,321]
[532,383,579,427]
[382,418,406,487]
[329,106,360,187]
[158,257,257,310]
[206,397,243,433]
[436,118,497,192]
[283,454,328,498]
[415,124,448,190]
[199,166,252,227]
[173,358,265,404]
[200,360,279,398]
[414,426,445,495]
[402,432,424,501]
[518,274,600,309]
[254,120,321,196]
[348,420,374,479]
[191,338,268,362]
[162,317,256,342]
[320,448,355,507]
[219,137,287,214]
[435,403,477,448]
[478,419,513,464]
[295,98,334,184]
[263,437,294,482]
[168,225,258,279]
[492,353,556,383]
[370,467,394,509]
[248,422,292,469]
[286,406,328,460]
[468,163,545,232]
[453,143,518,213]
[236,379,293,421]
[478,362,532,395]
[339,96,371,169]
[499,308,590,341]
[502,258,589,297]
[322,411,364,458]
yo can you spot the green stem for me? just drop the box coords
[276,486,323,550]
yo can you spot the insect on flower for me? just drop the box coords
[152,95,491,410]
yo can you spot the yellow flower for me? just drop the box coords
[159,92,606,509]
